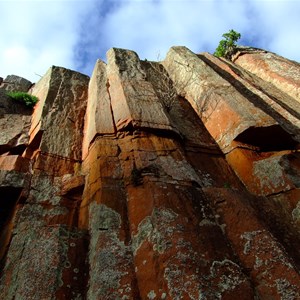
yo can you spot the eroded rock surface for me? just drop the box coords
[233,47,300,101]
[0,89,32,156]
[1,47,300,299]
[0,75,32,92]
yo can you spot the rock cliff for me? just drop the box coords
[1,46,300,299]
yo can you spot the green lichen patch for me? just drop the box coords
[132,207,178,255]
[89,202,122,231]
[292,201,300,223]
[252,156,290,195]
[275,278,300,300]
[28,174,62,205]
[0,225,86,299]
[209,259,248,294]
[88,202,135,299]
[241,229,293,269]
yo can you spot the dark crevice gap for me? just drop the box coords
[0,144,27,156]
[0,187,22,274]
[234,125,298,152]
[106,79,117,133]
[0,187,21,232]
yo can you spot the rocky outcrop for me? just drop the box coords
[27,66,89,160]
[0,75,32,92]
[233,47,300,101]
[0,85,32,156]
[1,46,300,299]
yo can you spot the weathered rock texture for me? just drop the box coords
[1,46,300,299]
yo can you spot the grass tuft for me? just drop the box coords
[7,91,38,108]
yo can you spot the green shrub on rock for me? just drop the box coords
[7,91,38,108]
[214,29,241,58]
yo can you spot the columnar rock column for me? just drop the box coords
[0,67,90,299]
[233,47,300,101]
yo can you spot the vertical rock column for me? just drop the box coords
[106,47,176,132]
[0,67,90,299]
[82,60,116,160]
[82,137,139,299]
[0,86,32,266]
[233,47,300,101]
[80,59,139,299]
[105,48,254,299]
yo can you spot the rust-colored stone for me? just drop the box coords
[204,188,300,298]
[0,155,30,172]
[233,47,300,101]
[107,48,177,134]
[1,45,300,299]
[82,60,116,159]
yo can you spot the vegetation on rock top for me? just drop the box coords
[7,91,38,108]
[214,29,241,58]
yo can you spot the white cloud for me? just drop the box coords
[0,0,299,82]
[0,0,95,82]
[250,0,300,59]
[77,0,300,75]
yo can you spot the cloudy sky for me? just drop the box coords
[1,0,300,82]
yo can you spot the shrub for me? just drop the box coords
[214,29,241,58]
[7,91,38,108]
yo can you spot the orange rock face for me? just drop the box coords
[233,47,300,101]
[1,47,300,299]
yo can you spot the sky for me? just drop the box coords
[1,0,300,82]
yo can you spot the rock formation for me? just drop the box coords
[0,46,300,299]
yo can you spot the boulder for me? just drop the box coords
[0,75,32,92]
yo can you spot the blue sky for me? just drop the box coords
[1,0,300,82]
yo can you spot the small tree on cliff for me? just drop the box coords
[214,29,241,58]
